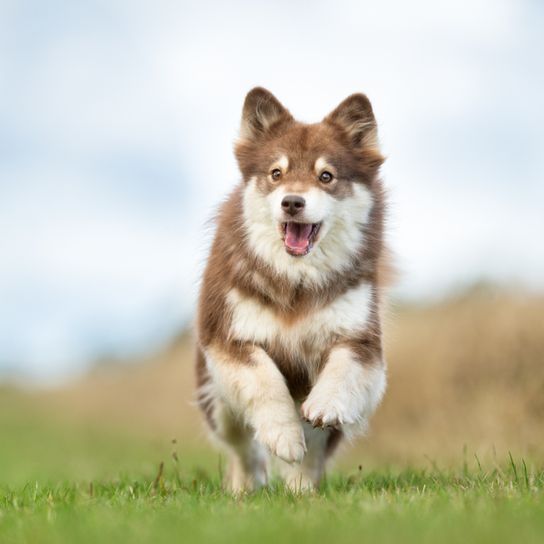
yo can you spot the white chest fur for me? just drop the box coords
[226,282,372,371]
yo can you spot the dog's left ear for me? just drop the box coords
[324,93,379,150]
[239,87,294,141]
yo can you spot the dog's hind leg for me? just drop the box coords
[227,438,269,493]
[213,400,269,493]
[277,422,337,492]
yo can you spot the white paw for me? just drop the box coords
[301,351,386,437]
[255,422,306,464]
[301,388,358,429]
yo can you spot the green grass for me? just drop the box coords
[1,391,543,544]
[1,464,543,544]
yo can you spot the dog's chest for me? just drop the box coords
[227,282,372,365]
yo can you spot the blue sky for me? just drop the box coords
[1,0,543,381]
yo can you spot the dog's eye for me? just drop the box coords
[319,171,333,183]
[271,169,282,181]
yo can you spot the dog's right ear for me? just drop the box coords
[239,87,293,141]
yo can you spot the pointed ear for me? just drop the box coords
[239,87,293,141]
[324,93,379,150]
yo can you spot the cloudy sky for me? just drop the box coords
[0,0,543,381]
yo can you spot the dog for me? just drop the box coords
[196,87,388,492]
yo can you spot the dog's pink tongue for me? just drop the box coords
[285,222,313,252]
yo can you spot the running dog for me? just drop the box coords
[196,87,388,492]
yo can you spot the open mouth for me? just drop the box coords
[281,222,321,256]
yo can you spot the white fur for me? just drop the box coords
[242,177,373,286]
[272,154,289,172]
[227,440,268,493]
[227,282,372,380]
[276,422,330,491]
[301,346,386,438]
[209,399,269,492]
[205,345,306,464]
[314,156,336,176]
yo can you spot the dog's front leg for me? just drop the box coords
[206,344,306,464]
[301,340,386,438]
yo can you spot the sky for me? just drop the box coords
[0,0,543,381]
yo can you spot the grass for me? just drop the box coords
[1,405,542,544]
[2,290,543,543]
[1,464,543,544]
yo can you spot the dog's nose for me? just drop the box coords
[281,195,305,216]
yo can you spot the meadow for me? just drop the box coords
[1,288,543,543]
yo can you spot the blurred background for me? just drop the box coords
[0,0,543,484]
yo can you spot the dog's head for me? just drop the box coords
[235,88,384,267]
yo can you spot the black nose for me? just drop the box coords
[281,195,305,216]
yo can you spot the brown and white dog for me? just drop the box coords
[196,87,388,492]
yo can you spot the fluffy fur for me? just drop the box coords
[196,87,388,492]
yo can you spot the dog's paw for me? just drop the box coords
[255,421,306,464]
[301,391,356,429]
